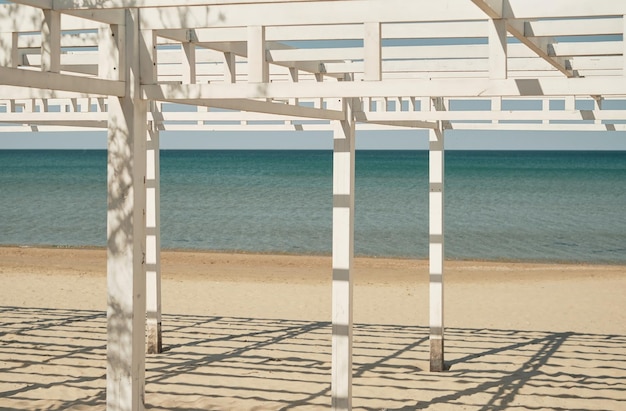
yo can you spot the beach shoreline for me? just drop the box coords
[1,245,624,331]
[1,245,625,410]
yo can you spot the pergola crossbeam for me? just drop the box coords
[143,78,626,101]
[138,1,487,30]
[472,0,573,77]
[158,98,346,121]
[0,66,124,96]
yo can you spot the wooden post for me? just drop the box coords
[0,31,18,68]
[145,108,162,354]
[488,17,507,80]
[106,9,148,411]
[429,123,445,372]
[364,21,381,81]
[223,51,236,84]
[140,29,161,355]
[41,10,60,73]
[331,96,355,411]
[491,96,501,124]
[247,25,268,83]
[182,41,196,84]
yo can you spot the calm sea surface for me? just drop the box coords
[1,149,625,264]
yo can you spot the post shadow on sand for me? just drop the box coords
[1,306,625,410]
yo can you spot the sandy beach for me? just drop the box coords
[1,246,625,410]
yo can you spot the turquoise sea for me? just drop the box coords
[0,149,625,264]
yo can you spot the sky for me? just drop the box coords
[1,127,625,150]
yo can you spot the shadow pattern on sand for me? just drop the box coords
[1,306,625,410]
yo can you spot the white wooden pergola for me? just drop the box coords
[1,1,625,409]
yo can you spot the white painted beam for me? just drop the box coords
[0,66,125,96]
[157,29,333,78]
[2,35,589,82]
[140,29,157,85]
[140,28,162,356]
[0,32,19,68]
[247,25,268,83]
[5,106,624,125]
[449,123,626,131]
[62,9,126,25]
[0,111,107,122]
[263,42,617,63]
[549,41,621,58]
[488,18,507,79]
[267,44,484,63]
[358,109,626,122]
[471,0,503,19]
[139,0,486,30]
[153,109,328,122]
[320,55,624,75]
[523,18,623,37]
[4,118,624,133]
[498,0,626,19]
[331,95,355,411]
[39,0,606,17]
[41,9,60,73]
[157,21,489,43]
[181,42,196,84]
[52,0,325,9]
[0,85,106,100]
[158,98,345,120]
[99,25,120,80]
[223,51,236,84]
[18,32,100,49]
[428,124,445,372]
[363,22,381,81]
[7,0,52,9]
[145,110,162,355]
[0,124,106,131]
[144,77,626,101]
[288,67,299,107]
[106,9,147,411]
[473,0,573,77]
[0,4,110,31]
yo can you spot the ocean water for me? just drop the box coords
[0,149,625,264]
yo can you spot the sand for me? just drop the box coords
[1,246,625,410]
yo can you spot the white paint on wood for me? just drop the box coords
[223,51,236,83]
[143,77,626,102]
[138,1,486,30]
[428,126,444,372]
[0,65,124,96]
[99,25,121,80]
[288,67,299,107]
[182,42,196,84]
[488,18,507,79]
[140,29,157,85]
[145,120,162,355]
[331,96,355,411]
[247,25,268,83]
[364,22,381,81]
[142,25,162,357]
[146,186,156,228]
[41,9,60,73]
[0,32,18,68]
[106,9,148,411]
